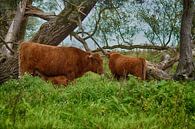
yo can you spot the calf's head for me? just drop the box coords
[106,51,120,58]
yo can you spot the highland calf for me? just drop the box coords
[19,42,104,85]
[107,52,146,80]
[34,70,69,86]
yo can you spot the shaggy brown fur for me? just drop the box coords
[107,52,146,80]
[34,70,69,86]
[19,42,104,84]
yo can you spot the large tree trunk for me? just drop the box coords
[31,0,98,45]
[174,0,195,80]
[0,0,98,84]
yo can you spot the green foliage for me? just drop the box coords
[24,0,183,47]
[0,73,194,129]
[80,0,139,46]
[136,0,182,46]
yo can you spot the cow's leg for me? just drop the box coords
[113,73,121,80]
[133,69,143,80]
[66,71,76,81]
[19,65,34,77]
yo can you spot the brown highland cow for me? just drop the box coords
[19,42,104,86]
[107,52,146,80]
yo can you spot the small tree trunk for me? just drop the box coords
[174,0,195,80]
[0,2,17,49]
[1,0,30,57]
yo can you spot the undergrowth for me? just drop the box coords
[0,73,195,129]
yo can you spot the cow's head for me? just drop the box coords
[88,53,104,75]
[106,51,120,58]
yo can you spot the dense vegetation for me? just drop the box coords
[0,53,195,128]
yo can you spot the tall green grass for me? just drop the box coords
[0,73,195,129]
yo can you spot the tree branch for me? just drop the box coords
[93,44,171,52]
[75,31,107,55]
[82,7,111,40]
[25,5,56,21]
[0,36,15,54]
[71,32,91,51]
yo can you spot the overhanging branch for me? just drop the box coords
[75,31,107,55]
[25,5,56,21]
[71,32,90,51]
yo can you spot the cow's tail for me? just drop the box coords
[140,58,146,80]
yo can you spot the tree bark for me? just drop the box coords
[146,61,172,80]
[174,0,195,80]
[30,0,98,45]
[1,0,30,57]
[0,1,17,49]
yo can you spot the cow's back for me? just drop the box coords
[19,42,85,77]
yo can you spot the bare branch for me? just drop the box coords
[0,36,15,54]
[64,0,86,15]
[75,31,107,55]
[84,7,111,40]
[93,44,171,52]
[89,34,107,55]
[71,32,91,51]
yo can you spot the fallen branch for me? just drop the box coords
[158,53,179,70]
[146,61,172,80]
[146,52,179,80]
